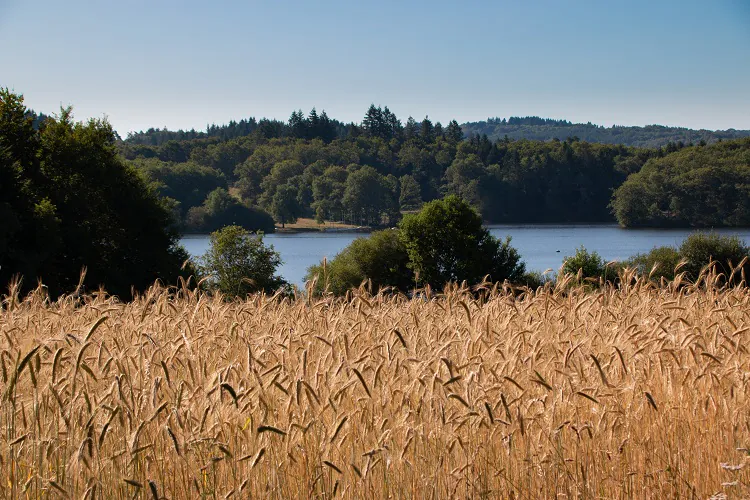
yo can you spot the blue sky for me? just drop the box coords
[2,0,749,135]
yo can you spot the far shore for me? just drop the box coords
[181,220,750,238]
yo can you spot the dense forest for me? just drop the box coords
[118,104,750,231]
[611,139,750,227]
[12,99,750,241]
[462,117,750,148]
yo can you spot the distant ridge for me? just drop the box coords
[120,108,750,150]
[461,116,750,148]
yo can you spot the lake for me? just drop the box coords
[181,225,750,287]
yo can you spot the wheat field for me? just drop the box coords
[1,273,749,499]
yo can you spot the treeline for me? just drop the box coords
[122,105,682,231]
[121,105,750,231]
[125,118,261,145]
[463,117,750,148]
[124,109,351,147]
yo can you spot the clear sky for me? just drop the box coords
[2,0,749,135]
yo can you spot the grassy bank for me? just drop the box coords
[275,217,365,233]
[1,276,749,498]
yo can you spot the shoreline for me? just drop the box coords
[181,223,750,238]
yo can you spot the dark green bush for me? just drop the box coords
[625,246,682,282]
[678,232,749,284]
[306,229,413,295]
[518,271,555,290]
[562,246,606,280]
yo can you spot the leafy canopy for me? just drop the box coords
[0,89,189,298]
[611,139,750,227]
[305,229,412,295]
[199,225,285,298]
[398,195,525,288]
[562,247,607,280]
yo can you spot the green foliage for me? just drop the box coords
[519,271,555,289]
[399,195,525,288]
[0,89,189,297]
[185,188,275,233]
[444,153,485,208]
[120,105,750,231]
[271,184,302,227]
[562,247,606,280]
[122,105,664,230]
[624,232,750,285]
[342,166,399,226]
[625,246,682,282]
[306,195,527,295]
[398,174,422,210]
[611,139,750,227]
[678,232,749,283]
[135,158,227,216]
[199,225,285,298]
[305,229,412,295]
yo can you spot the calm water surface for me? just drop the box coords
[181,225,750,287]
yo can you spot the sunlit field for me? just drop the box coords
[1,272,749,498]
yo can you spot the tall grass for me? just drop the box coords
[1,270,749,498]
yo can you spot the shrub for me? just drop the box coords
[518,271,555,290]
[306,229,412,295]
[678,232,749,284]
[626,246,682,282]
[562,246,606,281]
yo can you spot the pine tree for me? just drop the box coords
[404,117,419,140]
[446,120,463,142]
[420,116,434,143]
[289,110,307,139]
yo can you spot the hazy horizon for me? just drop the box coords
[2,0,749,135]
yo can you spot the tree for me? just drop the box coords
[420,116,434,143]
[399,195,525,288]
[305,229,413,295]
[444,154,486,207]
[312,165,347,222]
[203,187,234,215]
[363,105,390,140]
[399,174,422,210]
[135,159,227,217]
[289,110,307,139]
[258,159,305,208]
[404,117,419,140]
[446,120,464,143]
[611,139,750,227]
[0,89,190,298]
[342,166,397,226]
[271,184,301,227]
[184,187,275,233]
[199,225,285,298]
